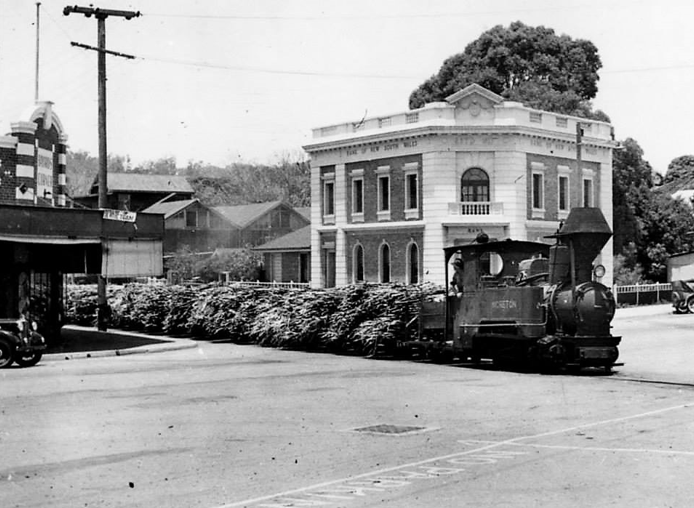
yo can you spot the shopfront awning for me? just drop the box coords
[0,234,101,245]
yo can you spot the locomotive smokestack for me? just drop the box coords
[549,207,612,285]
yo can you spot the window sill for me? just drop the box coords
[531,208,545,219]
[351,213,364,223]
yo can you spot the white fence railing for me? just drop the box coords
[230,280,311,290]
[613,282,672,305]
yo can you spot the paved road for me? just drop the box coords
[613,303,694,384]
[2,304,694,508]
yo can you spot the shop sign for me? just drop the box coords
[103,209,137,223]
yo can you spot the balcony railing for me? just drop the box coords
[448,201,504,216]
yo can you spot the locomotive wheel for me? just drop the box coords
[0,342,14,369]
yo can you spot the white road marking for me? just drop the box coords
[506,442,694,456]
[217,401,694,508]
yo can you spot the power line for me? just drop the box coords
[141,3,611,21]
[96,48,694,80]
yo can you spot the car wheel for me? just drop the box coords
[14,352,42,367]
[0,341,14,368]
[676,301,688,314]
[687,298,694,314]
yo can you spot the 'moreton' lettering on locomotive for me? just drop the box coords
[491,300,517,310]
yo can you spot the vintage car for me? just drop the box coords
[0,317,46,368]
[671,280,694,314]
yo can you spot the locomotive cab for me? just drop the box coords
[443,239,551,363]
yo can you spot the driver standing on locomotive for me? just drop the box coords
[450,258,465,295]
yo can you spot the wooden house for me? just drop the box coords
[74,173,194,211]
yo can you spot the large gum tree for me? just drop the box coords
[409,21,608,121]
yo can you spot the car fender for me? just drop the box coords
[0,329,20,347]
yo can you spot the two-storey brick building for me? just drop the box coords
[303,84,617,288]
[0,101,163,340]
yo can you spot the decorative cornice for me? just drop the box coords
[0,136,18,149]
[341,220,425,232]
[304,124,617,154]
[10,121,38,135]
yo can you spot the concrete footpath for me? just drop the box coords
[44,325,199,362]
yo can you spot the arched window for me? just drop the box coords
[461,168,490,202]
[380,243,391,283]
[353,244,365,283]
[407,242,419,284]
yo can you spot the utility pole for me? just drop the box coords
[64,5,140,331]
[35,2,41,102]
[576,121,584,206]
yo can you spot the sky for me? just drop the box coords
[1,0,693,173]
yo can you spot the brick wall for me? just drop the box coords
[344,154,422,223]
[345,229,423,283]
[0,103,67,207]
[526,153,600,221]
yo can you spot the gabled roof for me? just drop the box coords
[254,225,311,252]
[445,83,504,106]
[295,206,311,221]
[93,173,194,194]
[213,200,286,228]
[142,199,198,219]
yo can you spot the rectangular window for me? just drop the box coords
[185,209,198,228]
[323,181,335,216]
[558,175,569,211]
[532,173,544,210]
[583,178,594,207]
[405,173,418,210]
[378,176,390,212]
[352,178,364,215]
[529,112,542,123]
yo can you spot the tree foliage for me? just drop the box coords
[187,154,310,207]
[409,21,608,120]
[638,195,694,281]
[165,247,261,283]
[66,150,310,207]
[612,138,653,256]
[662,155,694,187]
[66,151,130,197]
[612,139,694,282]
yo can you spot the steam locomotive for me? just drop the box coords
[416,207,621,372]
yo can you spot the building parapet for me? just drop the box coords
[308,90,614,147]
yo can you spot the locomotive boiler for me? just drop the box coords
[419,207,621,372]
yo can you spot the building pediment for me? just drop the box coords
[445,84,504,115]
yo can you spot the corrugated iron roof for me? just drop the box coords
[213,200,284,228]
[142,199,198,219]
[96,173,194,194]
[254,225,310,252]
